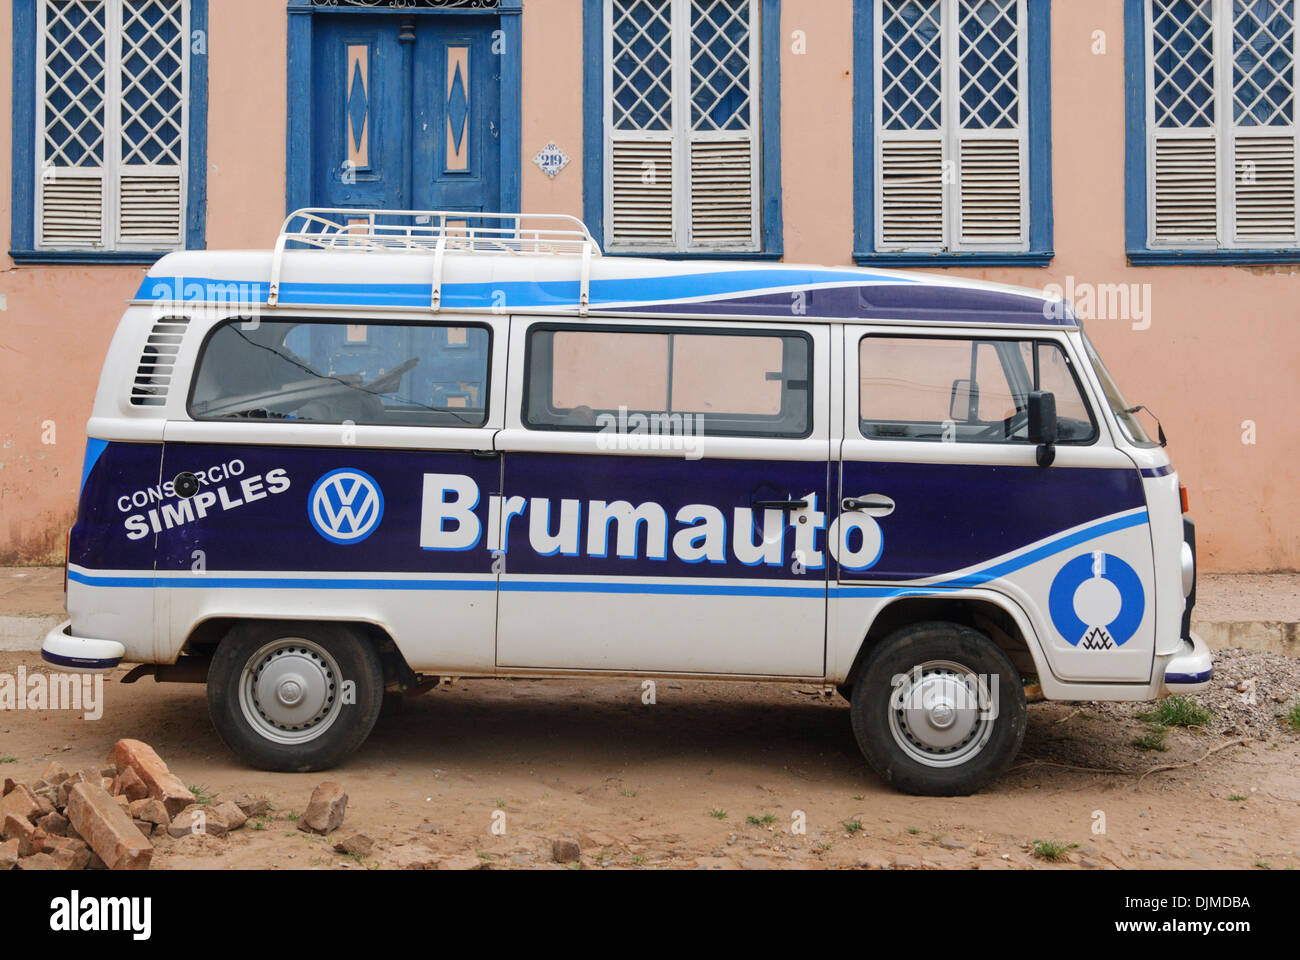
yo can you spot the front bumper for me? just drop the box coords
[1160,631,1213,695]
[41,620,126,672]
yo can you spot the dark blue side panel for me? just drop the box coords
[839,461,1147,582]
[500,452,831,582]
[71,442,164,571]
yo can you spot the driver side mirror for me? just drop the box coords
[1028,391,1058,467]
[949,378,979,423]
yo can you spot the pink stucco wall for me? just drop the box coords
[0,0,1295,571]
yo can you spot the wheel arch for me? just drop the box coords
[181,615,420,690]
[840,592,1047,695]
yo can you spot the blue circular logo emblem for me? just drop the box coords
[1048,552,1145,650]
[309,468,384,545]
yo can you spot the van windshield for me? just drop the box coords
[1080,332,1154,446]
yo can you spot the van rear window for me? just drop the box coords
[524,326,812,439]
[189,319,490,427]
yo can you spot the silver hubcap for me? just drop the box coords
[238,638,343,745]
[888,660,996,768]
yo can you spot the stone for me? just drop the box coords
[65,782,152,871]
[133,821,154,838]
[36,811,70,837]
[333,834,374,858]
[0,839,17,870]
[211,800,247,831]
[42,834,91,870]
[40,762,71,787]
[298,782,347,836]
[416,822,442,834]
[1,778,15,796]
[233,795,271,819]
[438,854,489,871]
[111,766,149,803]
[100,766,118,779]
[891,854,922,870]
[0,784,40,825]
[3,815,40,856]
[384,844,438,870]
[107,740,193,817]
[167,804,228,839]
[128,798,170,827]
[551,838,581,863]
[113,795,131,810]
[17,853,60,871]
[57,772,90,810]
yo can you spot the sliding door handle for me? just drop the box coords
[842,495,895,516]
[753,499,809,511]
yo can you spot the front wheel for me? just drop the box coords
[850,621,1027,796]
[207,621,384,772]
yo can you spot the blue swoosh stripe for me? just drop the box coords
[67,510,1149,600]
[135,269,917,311]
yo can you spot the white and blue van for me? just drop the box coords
[44,209,1211,795]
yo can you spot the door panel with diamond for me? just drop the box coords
[311,15,500,218]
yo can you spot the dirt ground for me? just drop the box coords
[2,649,1297,871]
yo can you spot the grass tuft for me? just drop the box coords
[1031,839,1071,862]
[1137,695,1210,728]
[1132,728,1170,751]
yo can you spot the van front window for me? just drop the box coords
[1081,332,1154,446]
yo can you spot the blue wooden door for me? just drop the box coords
[311,16,501,214]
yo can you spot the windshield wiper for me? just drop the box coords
[1124,405,1167,447]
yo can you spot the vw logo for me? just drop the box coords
[309,468,384,545]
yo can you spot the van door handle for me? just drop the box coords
[843,495,895,516]
[753,499,809,511]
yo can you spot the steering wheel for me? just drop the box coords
[360,356,420,395]
[972,408,1030,442]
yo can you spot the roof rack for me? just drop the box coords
[268,208,601,314]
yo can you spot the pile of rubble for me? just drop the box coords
[0,738,261,871]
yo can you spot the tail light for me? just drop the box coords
[1179,484,1189,515]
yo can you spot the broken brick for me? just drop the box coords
[0,839,17,870]
[298,782,347,836]
[0,784,40,825]
[65,782,152,871]
[232,795,270,819]
[167,804,228,838]
[111,766,149,803]
[40,761,71,786]
[211,800,247,831]
[17,852,60,871]
[127,798,170,827]
[107,740,193,817]
[36,811,70,837]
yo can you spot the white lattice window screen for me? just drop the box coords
[1146,0,1298,247]
[36,0,189,250]
[605,0,761,251]
[875,0,1029,253]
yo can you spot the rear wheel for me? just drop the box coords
[207,621,384,772]
[850,621,1027,796]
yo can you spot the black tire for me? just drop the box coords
[207,621,384,772]
[849,621,1026,796]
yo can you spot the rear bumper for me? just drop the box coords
[41,620,125,672]
[1160,631,1213,695]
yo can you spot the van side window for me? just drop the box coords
[189,319,490,427]
[859,335,1096,444]
[525,326,812,438]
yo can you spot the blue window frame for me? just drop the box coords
[852,0,1053,267]
[10,0,208,264]
[582,0,783,259]
[1125,0,1299,264]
